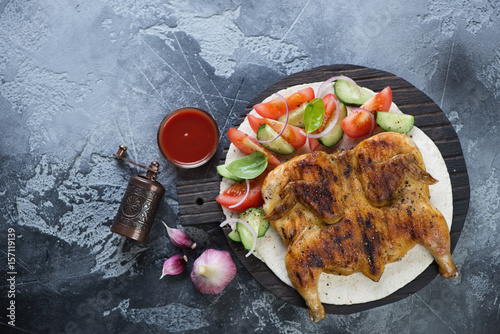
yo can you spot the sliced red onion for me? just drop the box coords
[367,111,376,136]
[257,93,289,144]
[316,76,361,99]
[220,218,257,257]
[299,96,340,139]
[228,179,250,209]
[190,249,237,294]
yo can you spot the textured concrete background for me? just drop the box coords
[0,0,499,333]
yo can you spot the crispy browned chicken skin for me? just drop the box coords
[262,132,458,322]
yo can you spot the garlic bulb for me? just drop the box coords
[160,254,188,279]
[163,222,197,249]
[190,249,237,294]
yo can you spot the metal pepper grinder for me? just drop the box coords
[111,145,165,244]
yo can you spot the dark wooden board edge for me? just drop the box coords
[177,64,470,314]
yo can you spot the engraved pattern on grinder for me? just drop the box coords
[121,192,144,218]
[116,182,163,231]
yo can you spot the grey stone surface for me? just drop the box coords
[0,0,498,333]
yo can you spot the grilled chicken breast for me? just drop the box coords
[262,132,458,322]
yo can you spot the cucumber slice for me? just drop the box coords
[376,112,414,134]
[277,103,307,127]
[258,219,270,237]
[227,229,241,242]
[318,103,348,147]
[257,124,295,155]
[239,207,270,237]
[237,207,271,250]
[217,164,244,181]
[237,222,254,250]
[334,80,373,106]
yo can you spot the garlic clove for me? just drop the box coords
[160,254,188,279]
[190,249,237,294]
[163,222,197,250]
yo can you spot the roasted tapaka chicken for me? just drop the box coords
[262,132,458,322]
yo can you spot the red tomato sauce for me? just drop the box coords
[157,108,219,167]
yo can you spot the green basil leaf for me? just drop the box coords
[304,98,325,134]
[226,152,268,179]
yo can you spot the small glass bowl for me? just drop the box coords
[157,107,219,168]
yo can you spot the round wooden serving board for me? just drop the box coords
[177,64,470,314]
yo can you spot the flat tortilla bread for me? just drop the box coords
[220,82,453,305]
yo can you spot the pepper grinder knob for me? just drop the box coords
[147,161,160,182]
[115,145,127,158]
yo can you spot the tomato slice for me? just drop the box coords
[308,138,321,151]
[360,86,392,114]
[312,94,337,134]
[216,173,267,212]
[227,128,281,166]
[247,114,307,149]
[341,109,375,138]
[253,87,315,119]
